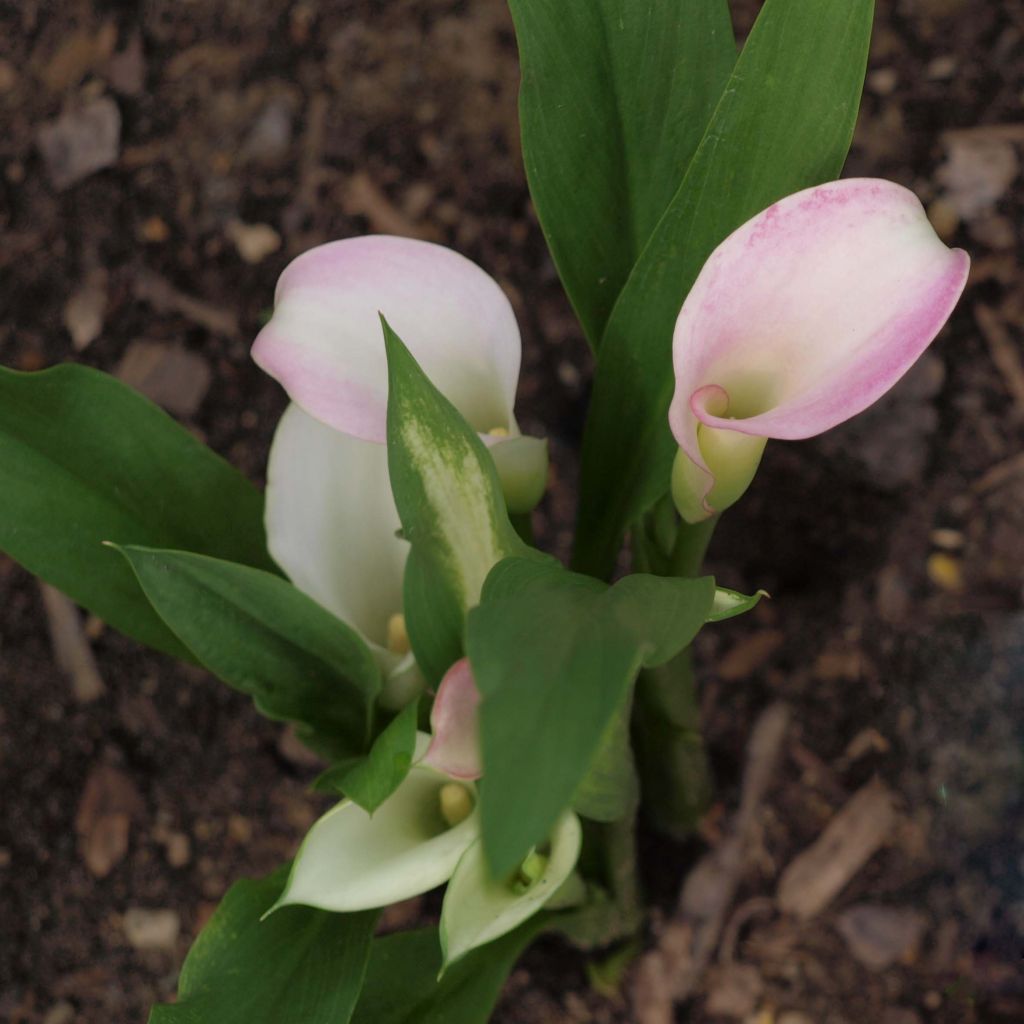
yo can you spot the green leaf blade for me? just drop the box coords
[573,0,876,576]
[149,868,376,1024]
[468,558,715,876]
[510,0,736,347]
[0,364,275,657]
[116,546,380,759]
[351,921,544,1024]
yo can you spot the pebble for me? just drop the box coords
[165,831,191,868]
[926,552,964,592]
[868,67,898,95]
[242,95,294,164]
[927,197,960,241]
[42,1003,75,1024]
[122,907,181,951]
[139,216,171,243]
[226,219,282,263]
[0,58,17,93]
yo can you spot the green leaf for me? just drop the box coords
[115,547,380,759]
[510,0,736,348]
[467,557,715,876]
[149,868,377,1024]
[573,0,875,576]
[0,364,276,658]
[314,700,420,813]
[351,922,543,1024]
[382,318,532,683]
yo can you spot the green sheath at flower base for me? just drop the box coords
[671,425,766,524]
[488,434,549,514]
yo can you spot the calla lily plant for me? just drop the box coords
[247,176,965,971]
[252,244,581,965]
[0,5,974,1017]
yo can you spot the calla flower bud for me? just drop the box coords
[488,434,549,514]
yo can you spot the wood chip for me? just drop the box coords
[942,123,1024,144]
[225,219,282,263]
[975,304,1024,417]
[835,904,927,970]
[936,136,1019,219]
[75,763,144,878]
[36,97,122,190]
[106,31,145,97]
[115,341,212,417]
[342,171,441,240]
[132,269,239,338]
[632,705,790,1024]
[63,268,108,350]
[37,23,117,93]
[38,582,105,702]
[704,963,764,1019]
[972,450,1024,494]
[717,630,784,681]
[776,778,895,920]
[122,908,180,951]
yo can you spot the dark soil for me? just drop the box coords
[1,1,1022,1022]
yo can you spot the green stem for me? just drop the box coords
[632,513,719,838]
[668,515,718,578]
[510,511,534,546]
[633,647,712,839]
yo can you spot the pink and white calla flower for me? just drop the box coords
[253,235,522,444]
[668,178,970,523]
[256,236,549,705]
[273,729,583,963]
[421,657,483,780]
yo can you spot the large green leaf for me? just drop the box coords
[382,319,532,683]
[573,0,875,576]
[466,557,715,876]
[510,0,736,348]
[0,364,275,658]
[149,868,376,1024]
[116,546,380,759]
[351,921,543,1024]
